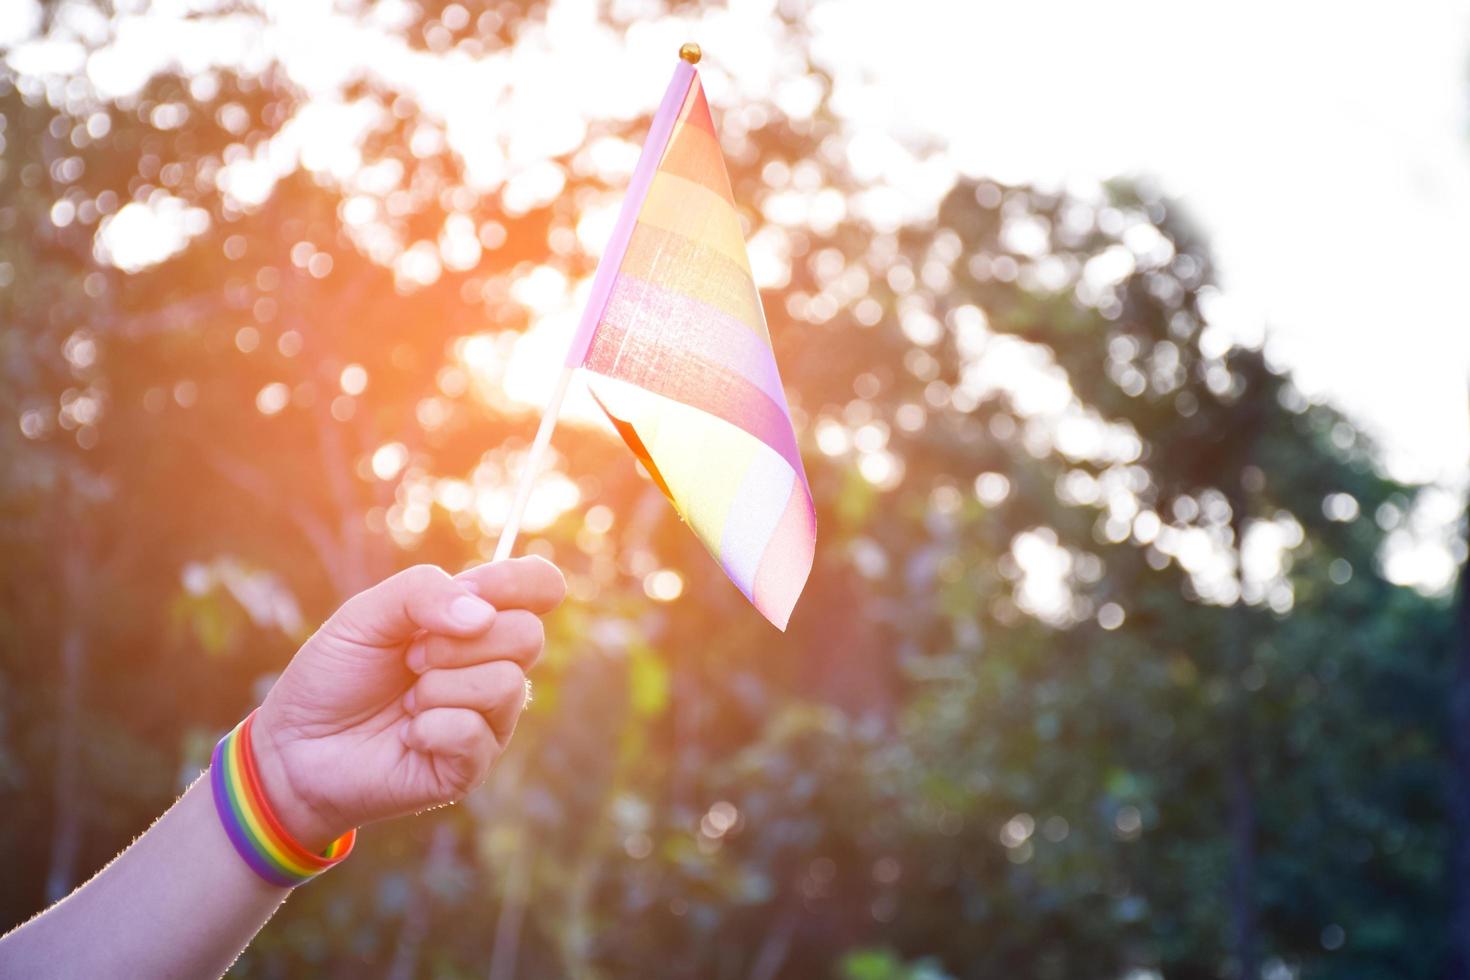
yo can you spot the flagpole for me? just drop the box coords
[490,44,700,562]
[491,364,575,561]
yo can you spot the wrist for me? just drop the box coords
[247,713,346,853]
[209,711,356,889]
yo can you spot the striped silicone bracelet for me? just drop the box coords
[209,710,355,888]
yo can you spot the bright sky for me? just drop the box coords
[5,0,1468,586]
[811,0,1470,491]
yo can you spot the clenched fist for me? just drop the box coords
[249,558,565,848]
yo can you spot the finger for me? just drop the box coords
[406,610,545,673]
[405,660,530,745]
[399,707,496,797]
[330,564,496,647]
[454,556,566,615]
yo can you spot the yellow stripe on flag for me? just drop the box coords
[636,171,752,275]
[589,375,762,558]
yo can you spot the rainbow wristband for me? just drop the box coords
[209,710,355,888]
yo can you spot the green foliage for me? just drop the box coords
[627,641,670,719]
[841,948,954,980]
[0,3,1458,978]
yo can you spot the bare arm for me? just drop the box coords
[0,557,566,979]
[0,776,289,979]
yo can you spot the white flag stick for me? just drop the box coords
[491,364,575,561]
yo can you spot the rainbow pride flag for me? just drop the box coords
[564,54,815,629]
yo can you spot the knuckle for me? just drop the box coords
[444,765,476,801]
[454,709,489,742]
[521,559,565,603]
[402,563,450,589]
[424,632,457,668]
[483,561,514,588]
[540,563,568,604]
[484,661,527,700]
[449,708,485,740]
[457,757,495,800]
[504,610,545,651]
[417,668,451,703]
[451,561,486,582]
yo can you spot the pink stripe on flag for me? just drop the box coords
[584,287,806,478]
[751,481,817,631]
[598,274,789,409]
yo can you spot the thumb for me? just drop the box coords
[327,564,497,647]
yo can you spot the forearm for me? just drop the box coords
[0,559,563,977]
[0,775,290,980]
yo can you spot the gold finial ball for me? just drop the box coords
[679,42,701,65]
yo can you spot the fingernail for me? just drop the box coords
[447,593,496,631]
[402,687,417,714]
[406,638,428,673]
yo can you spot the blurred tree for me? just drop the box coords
[0,2,1458,978]
[0,70,139,904]
[1448,393,1470,980]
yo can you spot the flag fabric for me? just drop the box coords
[564,57,815,630]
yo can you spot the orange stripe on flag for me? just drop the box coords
[669,75,719,144]
[659,115,735,204]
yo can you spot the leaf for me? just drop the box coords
[628,642,670,718]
